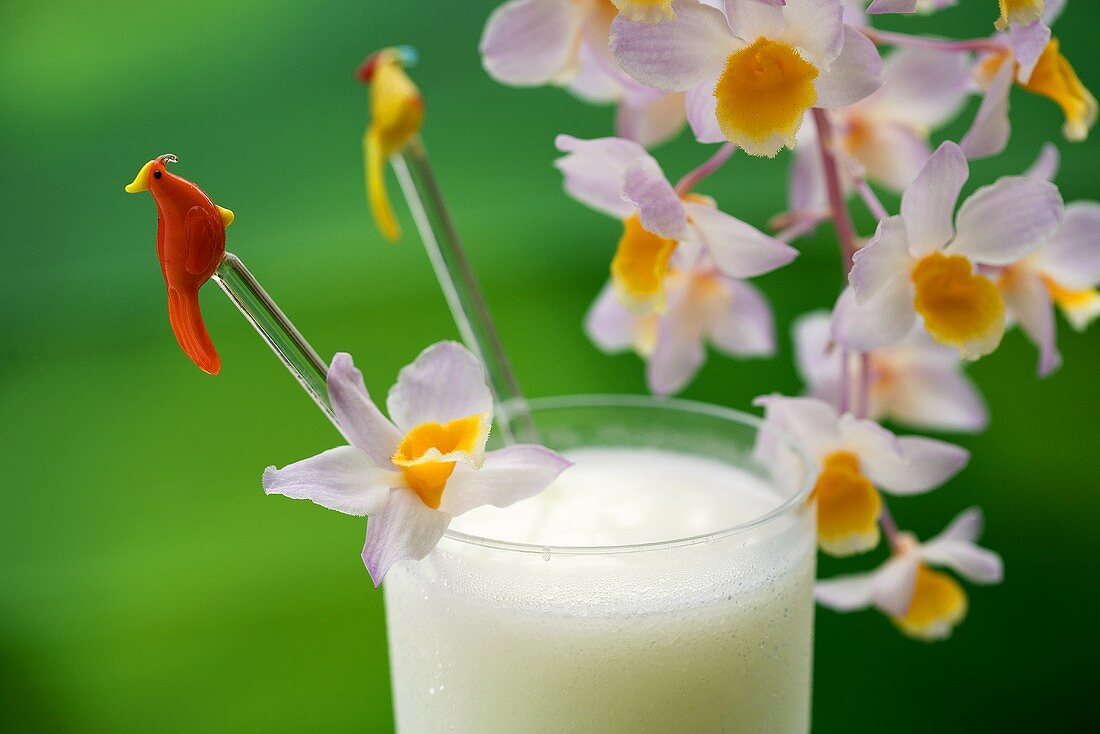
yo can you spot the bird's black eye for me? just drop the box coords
[153,170,162,179]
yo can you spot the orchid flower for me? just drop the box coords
[480,0,688,147]
[555,134,797,311]
[833,141,1064,360]
[816,507,1004,641]
[587,254,775,395]
[755,395,969,556]
[263,343,571,585]
[610,0,883,156]
[789,45,972,218]
[794,311,988,432]
[993,144,1100,375]
[962,1,1095,158]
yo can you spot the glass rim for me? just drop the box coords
[441,394,815,556]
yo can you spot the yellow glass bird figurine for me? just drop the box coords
[358,46,424,241]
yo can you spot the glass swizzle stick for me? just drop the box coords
[125,153,338,429]
[358,46,538,445]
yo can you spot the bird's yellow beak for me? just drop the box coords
[125,160,156,193]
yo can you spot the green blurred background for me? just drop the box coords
[2,1,1097,731]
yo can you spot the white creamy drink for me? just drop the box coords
[384,447,816,734]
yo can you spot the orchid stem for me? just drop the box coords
[860,27,1007,55]
[213,253,339,429]
[675,143,736,196]
[812,109,859,274]
[392,137,538,445]
[855,178,888,222]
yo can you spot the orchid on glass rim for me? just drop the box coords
[816,507,1003,641]
[609,0,883,156]
[832,140,1064,361]
[263,342,570,585]
[755,395,968,557]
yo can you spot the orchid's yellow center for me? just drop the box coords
[714,38,818,157]
[611,213,677,310]
[1020,39,1098,142]
[391,414,485,509]
[975,50,1013,89]
[612,0,675,24]
[995,0,1045,31]
[892,565,968,641]
[813,451,882,557]
[912,253,1006,360]
[1042,276,1100,331]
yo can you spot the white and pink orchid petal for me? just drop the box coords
[837,412,904,465]
[723,0,785,39]
[585,282,641,353]
[754,395,842,457]
[787,124,827,212]
[792,310,837,388]
[622,156,689,238]
[1002,267,1062,377]
[960,58,1014,160]
[832,280,916,351]
[611,0,737,92]
[922,509,1003,584]
[776,0,845,69]
[263,446,396,516]
[327,352,403,467]
[647,288,710,395]
[814,25,883,108]
[387,342,494,432]
[683,200,799,278]
[949,176,1064,266]
[480,0,586,86]
[362,488,451,587]
[1037,202,1100,289]
[924,541,1004,584]
[901,142,968,255]
[1026,142,1061,183]
[871,552,921,617]
[616,91,688,147]
[685,78,727,144]
[815,572,876,611]
[568,37,630,104]
[440,445,572,517]
[928,506,983,545]
[852,121,932,192]
[850,216,912,301]
[862,433,968,497]
[885,365,990,433]
[710,277,777,356]
[554,134,647,219]
[866,0,916,13]
[1008,19,1051,84]
[1043,0,1067,24]
[874,47,972,129]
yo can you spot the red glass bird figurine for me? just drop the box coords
[125,154,233,375]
